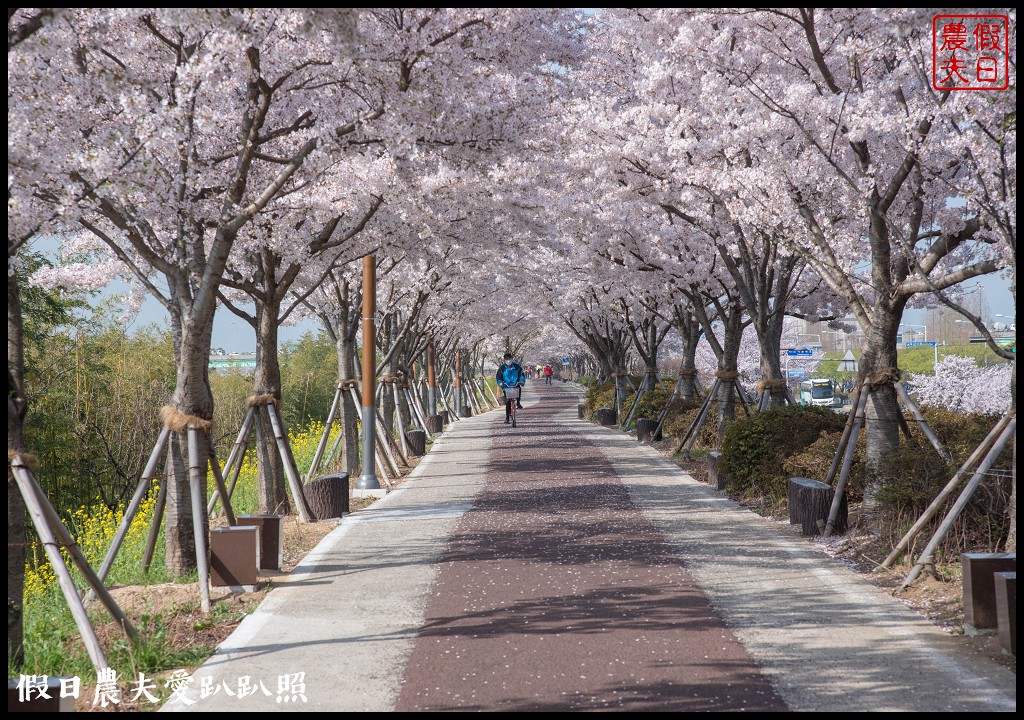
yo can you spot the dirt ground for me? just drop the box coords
[648,437,1015,676]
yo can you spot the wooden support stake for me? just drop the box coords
[206,438,237,526]
[485,377,501,406]
[375,408,405,473]
[824,387,864,487]
[783,385,797,406]
[265,402,312,522]
[623,373,648,429]
[374,449,391,487]
[478,377,493,410]
[471,378,485,410]
[439,381,460,420]
[375,397,408,465]
[684,379,722,457]
[900,419,1016,591]
[673,377,720,457]
[222,421,253,506]
[610,374,618,419]
[26,469,139,641]
[11,459,109,675]
[895,381,952,463]
[881,410,1013,570]
[186,426,212,613]
[142,448,170,574]
[694,375,707,400]
[823,387,871,537]
[462,376,477,415]
[306,384,343,483]
[324,420,345,466]
[734,379,754,417]
[470,378,485,413]
[92,425,171,594]
[374,430,398,487]
[896,404,913,440]
[405,386,430,436]
[652,368,685,439]
[207,406,256,514]
[391,381,411,460]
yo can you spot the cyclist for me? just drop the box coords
[495,352,525,424]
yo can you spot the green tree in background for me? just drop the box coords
[279,331,339,430]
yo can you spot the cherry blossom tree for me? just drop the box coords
[15,7,586,573]
[679,8,1010,479]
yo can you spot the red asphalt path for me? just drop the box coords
[395,382,787,712]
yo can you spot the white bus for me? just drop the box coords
[799,378,835,407]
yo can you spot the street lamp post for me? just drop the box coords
[900,323,927,344]
[357,254,380,490]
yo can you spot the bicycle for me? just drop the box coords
[502,384,522,427]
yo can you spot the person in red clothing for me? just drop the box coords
[543,364,553,384]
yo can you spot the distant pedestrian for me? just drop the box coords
[543,364,553,384]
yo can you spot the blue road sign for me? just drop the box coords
[788,369,806,378]
[786,348,814,357]
[562,357,570,364]
[906,341,937,347]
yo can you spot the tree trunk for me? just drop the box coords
[336,333,360,479]
[565,315,630,383]
[755,312,786,408]
[163,429,197,575]
[7,277,27,666]
[716,311,745,439]
[253,300,289,515]
[380,316,396,433]
[164,310,215,576]
[673,308,702,400]
[857,307,904,508]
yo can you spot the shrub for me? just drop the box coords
[624,382,677,424]
[721,405,846,503]
[661,398,716,450]
[583,381,615,419]
[782,430,858,495]
[915,406,1006,465]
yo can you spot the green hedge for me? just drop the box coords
[720,405,847,502]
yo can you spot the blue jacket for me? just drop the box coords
[496,362,525,387]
